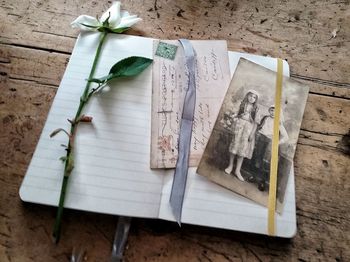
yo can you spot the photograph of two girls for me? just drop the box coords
[197,59,309,210]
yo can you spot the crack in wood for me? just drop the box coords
[41,9,76,17]
[297,141,348,155]
[296,212,341,227]
[0,242,11,249]
[0,231,11,238]
[32,30,76,39]
[0,212,10,219]
[291,73,350,88]
[201,251,213,262]
[1,42,71,56]
[244,244,263,262]
[8,76,59,88]
[300,128,344,137]
[7,13,21,17]
[299,129,350,154]
[299,135,326,143]
[309,91,350,100]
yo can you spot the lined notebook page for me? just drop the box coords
[20,33,165,218]
[159,168,296,237]
[158,53,297,237]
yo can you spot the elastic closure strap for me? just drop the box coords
[267,58,283,236]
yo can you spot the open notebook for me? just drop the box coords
[20,33,296,237]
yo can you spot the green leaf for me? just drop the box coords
[59,156,67,162]
[108,56,153,79]
[88,57,153,87]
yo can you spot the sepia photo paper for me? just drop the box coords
[197,58,309,212]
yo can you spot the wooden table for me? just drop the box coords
[1,0,349,261]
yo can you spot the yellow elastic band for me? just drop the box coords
[267,58,283,236]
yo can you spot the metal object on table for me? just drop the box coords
[111,216,132,262]
[70,247,86,262]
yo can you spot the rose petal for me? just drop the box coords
[100,1,121,28]
[71,15,100,31]
[120,10,130,18]
[121,14,138,20]
[116,16,141,29]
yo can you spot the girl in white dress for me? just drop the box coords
[224,90,259,181]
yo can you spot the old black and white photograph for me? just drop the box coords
[197,58,309,210]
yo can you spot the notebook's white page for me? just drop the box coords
[158,54,297,238]
[20,33,164,218]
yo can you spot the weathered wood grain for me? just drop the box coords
[0,0,349,261]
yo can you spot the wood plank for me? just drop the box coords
[1,0,349,84]
[302,94,350,135]
[0,45,67,87]
[0,0,349,261]
[1,0,349,98]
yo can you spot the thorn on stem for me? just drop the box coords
[80,115,93,122]
[50,128,70,138]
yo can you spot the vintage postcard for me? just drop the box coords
[197,58,309,210]
[150,40,231,168]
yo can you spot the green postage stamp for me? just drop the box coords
[155,42,178,60]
